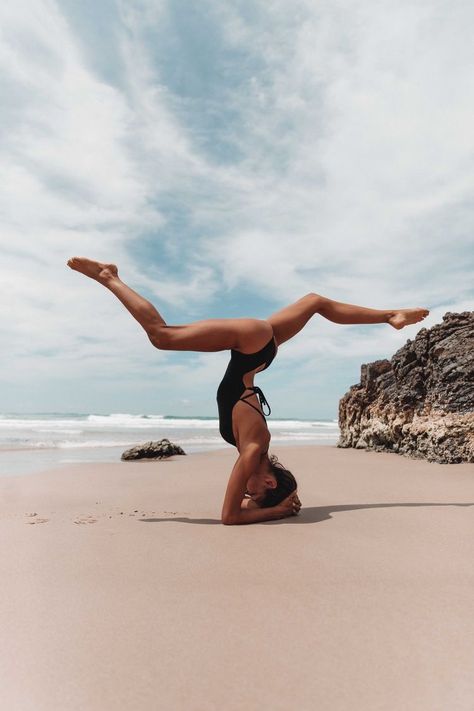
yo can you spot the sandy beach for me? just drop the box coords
[1,445,473,711]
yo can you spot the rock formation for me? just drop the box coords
[337,311,474,463]
[121,439,186,461]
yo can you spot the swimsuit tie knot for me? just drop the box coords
[251,386,271,417]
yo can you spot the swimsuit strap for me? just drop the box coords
[239,386,272,418]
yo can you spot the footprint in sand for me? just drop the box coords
[74,515,98,525]
[25,513,49,524]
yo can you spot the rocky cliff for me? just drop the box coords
[337,311,474,463]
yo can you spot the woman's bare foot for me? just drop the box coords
[388,308,430,330]
[67,257,118,282]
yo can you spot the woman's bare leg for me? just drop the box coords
[268,293,429,346]
[67,257,272,353]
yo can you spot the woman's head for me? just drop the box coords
[245,453,297,508]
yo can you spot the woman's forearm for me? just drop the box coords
[222,505,282,525]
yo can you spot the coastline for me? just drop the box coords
[0,412,340,477]
[1,445,473,710]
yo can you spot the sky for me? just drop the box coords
[1,0,473,419]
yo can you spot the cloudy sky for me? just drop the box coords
[1,0,473,419]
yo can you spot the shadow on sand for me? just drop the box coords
[140,502,473,525]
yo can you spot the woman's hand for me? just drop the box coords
[273,491,301,519]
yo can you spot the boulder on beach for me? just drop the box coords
[121,439,186,461]
[337,311,474,464]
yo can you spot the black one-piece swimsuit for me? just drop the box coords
[216,336,277,447]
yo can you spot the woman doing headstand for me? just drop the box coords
[67,257,429,525]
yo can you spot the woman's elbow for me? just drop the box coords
[221,512,239,525]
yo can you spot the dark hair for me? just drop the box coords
[259,454,297,508]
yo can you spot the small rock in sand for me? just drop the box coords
[121,438,186,461]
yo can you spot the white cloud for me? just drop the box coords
[195,0,474,352]
[0,0,472,413]
[0,0,220,393]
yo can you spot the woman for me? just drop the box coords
[67,257,429,525]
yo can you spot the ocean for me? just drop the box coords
[0,412,340,476]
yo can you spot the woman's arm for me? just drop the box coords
[231,491,301,524]
[221,443,262,524]
[226,505,287,525]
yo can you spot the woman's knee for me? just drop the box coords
[306,292,327,311]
